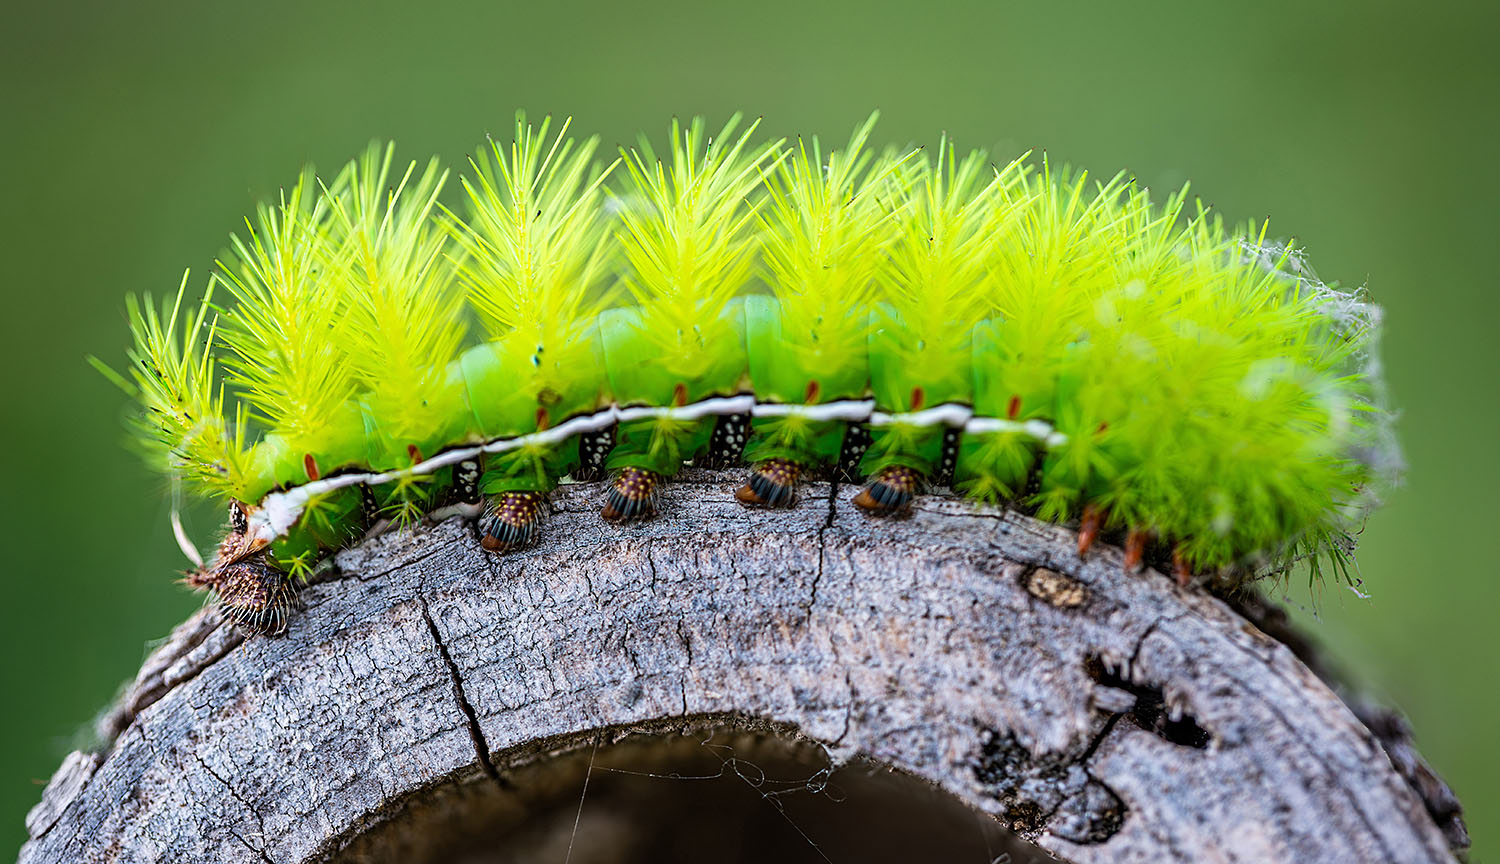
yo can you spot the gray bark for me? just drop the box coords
[20,470,1466,863]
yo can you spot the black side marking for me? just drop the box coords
[836,423,873,482]
[228,501,249,534]
[450,459,482,505]
[697,412,751,469]
[933,427,962,488]
[358,484,382,527]
[573,426,616,482]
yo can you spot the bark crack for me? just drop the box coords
[832,669,855,748]
[1123,610,1187,678]
[804,482,839,620]
[230,829,277,864]
[190,751,273,862]
[418,597,504,788]
[676,618,694,666]
[344,547,443,583]
[1079,712,1123,766]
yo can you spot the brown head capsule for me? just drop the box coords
[198,549,299,636]
[217,556,299,635]
[184,527,294,636]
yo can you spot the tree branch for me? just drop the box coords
[21,471,1465,863]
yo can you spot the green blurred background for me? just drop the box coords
[2,0,1495,857]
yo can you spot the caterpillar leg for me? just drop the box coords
[853,464,924,515]
[478,491,547,552]
[602,466,662,522]
[189,534,299,636]
[735,457,803,508]
[736,412,843,508]
[599,415,711,522]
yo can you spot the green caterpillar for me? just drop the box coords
[97,112,1397,635]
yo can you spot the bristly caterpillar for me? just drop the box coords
[94,112,1398,634]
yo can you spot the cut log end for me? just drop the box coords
[21,470,1467,864]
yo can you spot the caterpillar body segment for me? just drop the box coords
[236,284,1344,575]
[105,113,1397,634]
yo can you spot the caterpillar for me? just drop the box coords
[95,111,1398,635]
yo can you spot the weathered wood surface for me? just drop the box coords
[21,470,1465,863]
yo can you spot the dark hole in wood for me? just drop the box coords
[331,728,1062,864]
[971,728,1127,845]
[1085,655,1211,750]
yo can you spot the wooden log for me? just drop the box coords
[20,470,1467,863]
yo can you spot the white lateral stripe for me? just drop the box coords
[615,395,757,424]
[750,399,876,421]
[246,396,1069,542]
[963,417,1070,449]
[480,410,616,455]
[870,403,974,428]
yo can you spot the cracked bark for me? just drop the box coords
[20,470,1467,863]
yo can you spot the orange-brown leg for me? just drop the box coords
[1172,545,1193,587]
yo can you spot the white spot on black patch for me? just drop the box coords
[836,423,873,482]
[359,484,382,526]
[933,427,962,487]
[228,501,248,534]
[574,426,616,481]
[453,459,481,504]
[698,412,751,468]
